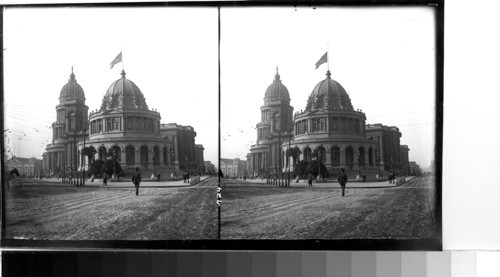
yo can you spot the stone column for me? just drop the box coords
[120,150,126,167]
[378,135,385,169]
[364,147,369,169]
[134,149,141,167]
[325,150,332,170]
[173,135,179,165]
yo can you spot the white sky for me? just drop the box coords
[3,7,219,164]
[221,7,436,169]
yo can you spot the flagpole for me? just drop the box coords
[327,43,329,71]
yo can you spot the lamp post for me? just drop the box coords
[82,128,86,186]
[170,148,175,176]
[318,151,322,183]
[287,130,291,187]
[112,148,116,179]
[72,129,76,185]
[152,149,157,175]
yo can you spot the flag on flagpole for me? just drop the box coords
[110,51,122,69]
[315,52,328,69]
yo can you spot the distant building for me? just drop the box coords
[195,145,205,173]
[204,161,215,175]
[409,161,421,175]
[160,123,199,172]
[400,145,410,174]
[220,158,247,178]
[6,156,43,178]
[365,123,404,172]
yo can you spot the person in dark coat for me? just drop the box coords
[103,173,108,186]
[183,172,187,183]
[308,174,314,187]
[132,167,142,196]
[338,168,348,197]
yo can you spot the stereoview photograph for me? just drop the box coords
[220,6,440,244]
[2,7,218,241]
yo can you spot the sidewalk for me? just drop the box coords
[34,175,212,188]
[237,176,415,189]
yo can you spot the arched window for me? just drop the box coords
[331,146,340,166]
[98,146,107,161]
[126,145,135,166]
[110,145,121,162]
[316,146,326,163]
[153,146,160,165]
[368,147,373,166]
[303,147,312,162]
[359,147,365,166]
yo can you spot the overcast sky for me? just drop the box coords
[3,7,218,164]
[221,6,436,169]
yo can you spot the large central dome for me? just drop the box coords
[305,71,354,111]
[100,70,149,111]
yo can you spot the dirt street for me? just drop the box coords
[3,177,218,240]
[221,176,437,239]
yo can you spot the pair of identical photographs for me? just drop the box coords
[1,4,442,250]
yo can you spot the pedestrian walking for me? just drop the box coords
[103,173,108,186]
[183,172,187,183]
[157,172,161,182]
[132,167,142,196]
[308,174,314,187]
[338,168,348,197]
[362,173,366,182]
[186,172,191,183]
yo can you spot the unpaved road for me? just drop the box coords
[221,176,437,239]
[3,177,218,240]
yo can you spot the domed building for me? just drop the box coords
[284,70,379,175]
[45,67,89,175]
[44,67,206,179]
[77,70,172,172]
[248,68,294,174]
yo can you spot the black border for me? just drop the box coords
[1,0,443,251]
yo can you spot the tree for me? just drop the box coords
[101,159,122,177]
[93,159,104,175]
[296,160,309,178]
[306,160,328,178]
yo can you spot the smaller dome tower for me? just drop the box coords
[264,67,290,104]
[59,66,86,104]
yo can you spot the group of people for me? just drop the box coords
[388,173,397,184]
[307,169,348,197]
[183,171,191,183]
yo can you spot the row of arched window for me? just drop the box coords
[83,145,174,167]
[287,146,378,167]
